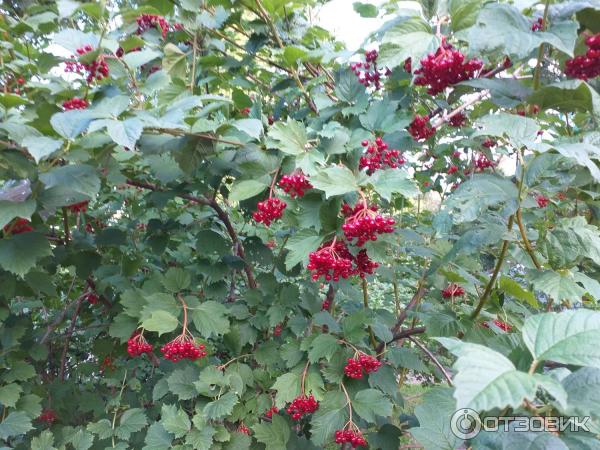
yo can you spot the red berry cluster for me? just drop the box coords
[136,14,170,38]
[65,45,109,84]
[237,424,251,435]
[265,406,279,418]
[408,115,436,141]
[474,153,495,171]
[273,324,282,337]
[359,137,404,174]
[344,353,381,379]
[161,337,207,362]
[115,46,141,58]
[531,18,544,31]
[99,355,115,373]
[413,40,483,95]
[83,291,99,304]
[307,239,379,281]
[127,331,153,357]
[278,171,312,198]
[536,194,549,208]
[483,319,512,332]
[482,138,496,148]
[62,98,88,110]
[441,283,465,299]
[448,112,467,127]
[342,201,395,246]
[286,394,319,420]
[404,58,412,73]
[452,150,462,159]
[447,165,459,175]
[565,34,600,80]
[68,200,89,213]
[349,49,390,90]
[321,299,331,311]
[253,197,287,226]
[3,218,33,235]
[335,429,367,448]
[38,409,57,424]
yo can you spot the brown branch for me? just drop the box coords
[145,127,245,147]
[515,209,542,269]
[408,337,453,386]
[59,297,83,381]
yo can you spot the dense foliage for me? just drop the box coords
[1,0,600,449]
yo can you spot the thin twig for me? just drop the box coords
[361,279,377,350]
[59,297,84,380]
[408,337,453,386]
[515,209,542,269]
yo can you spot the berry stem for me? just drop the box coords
[515,208,542,270]
[217,353,252,370]
[300,360,310,394]
[339,381,353,423]
[177,294,189,335]
[408,336,453,386]
[269,168,280,196]
[532,0,551,91]
[361,279,378,350]
[111,369,128,448]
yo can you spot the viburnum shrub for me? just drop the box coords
[2,1,600,449]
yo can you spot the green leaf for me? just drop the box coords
[143,423,173,450]
[123,49,161,69]
[267,119,308,155]
[0,93,29,109]
[352,389,393,422]
[553,143,600,182]
[472,112,539,148]
[366,169,419,201]
[0,383,22,407]
[445,174,518,223]
[163,267,191,292]
[380,17,439,69]
[562,367,600,418]
[272,372,301,409]
[185,426,216,450]
[311,166,358,198]
[167,366,199,400]
[0,411,33,439]
[87,419,113,439]
[22,136,63,163]
[499,276,538,308]
[309,391,347,446]
[15,394,42,419]
[192,301,230,337]
[436,338,538,411]
[203,392,238,419]
[161,404,191,438]
[50,110,93,139]
[231,119,263,140]
[528,80,600,119]
[284,230,323,270]
[410,387,459,450]
[2,361,35,382]
[253,414,290,450]
[308,333,339,362]
[162,43,188,79]
[115,408,148,439]
[449,0,483,31]
[31,430,56,450]
[283,46,308,66]
[69,429,94,450]
[0,199,36,230]
[0,233,52,277]
[530,270,586,303]
[229,179,269,202]
[102,118,144,148]
[141,310,179,336]
[40,164,100,199]
[522,309,600,368]
[353,2,378,18]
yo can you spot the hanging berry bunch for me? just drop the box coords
[136,14,170,38]
[161,297,207,362]
[307,239,355,281]
[68,200,89,213]
[343,345,382,379]
[474,153,495,171]
[3,218,33,235]
[278,171,313,198]
[408,115,436,141]
[531,18,544,31]
[565,33,600,80]
[127,330,153,357]
[448,112,467,127]
[334,428,367,448]
[286,394,319,420]
[38,409,58,424]
[237,424,251,435]
[359,137,404,174]
[536,194,549,208]
[483,319,513,332]
[349,49,390,90]
[253,171,287,226]
[82,291,99,304]
[62,98,88,110]
[341,197,395,246]
[264,406,279,418]
[413,38,483,95]
[441,283,465,299]
[65,45,109,84]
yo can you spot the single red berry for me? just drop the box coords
[17,77,25,85]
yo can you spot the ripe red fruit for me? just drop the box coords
[536,194,549,208]
[67,45,110,84]
[413,39,483,95]
[268,115,275,125]
[265,406,279,418]
[62,98,89,110]
[240,107,251,115]
[531,17,544,31]
[278,171,312,198]
[447,165,458,175]
[136,14,170,38]
[441,283,465,299]
[350,49,390,90]
[448,112,467,127]
[321,299,331,311]
[17,77,25,85]
[335,429,367,448]
[483,320,513,332]
[38,409,58,424]
[307,239,379,281]
[482,138,496,148]
[161,336,207,362]
[474,153,495,171]
[83,291,99,304]
[3,218,33,235]
[342,200,395,247]
[237,424,251,435]
[68,200,89,213]
[359,137,404,174]
[273,324,282,337]
[127,331,153,357]
[452,151,462,159]
[408,115,436,141]
[403,58,412,73]
[253,197,286,226]
[344,352,381,379]
[565,33,600,80]
[286,394,319,420]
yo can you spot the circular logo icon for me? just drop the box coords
[450,408,481,439]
